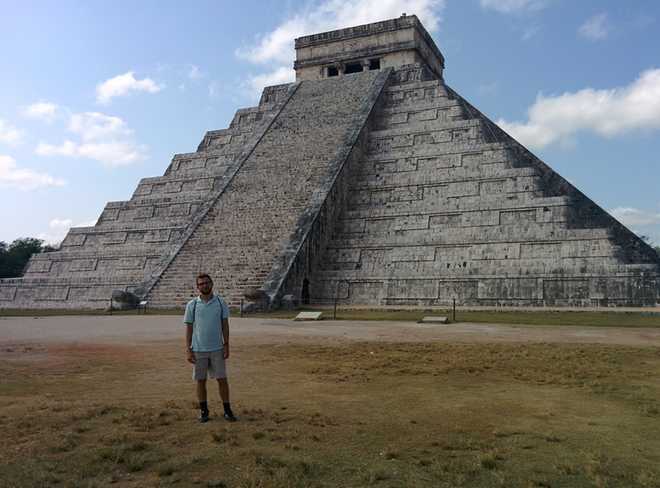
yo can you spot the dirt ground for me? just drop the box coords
[1,315,660,350]
[2,315,660,487]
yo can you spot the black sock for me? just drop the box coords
[223,402,233,416]
[200,401,209,414]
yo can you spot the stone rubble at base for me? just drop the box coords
[1,15,658,310]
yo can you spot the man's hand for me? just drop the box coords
[223,343,230,360]
[187,349,196,364]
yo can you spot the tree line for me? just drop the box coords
[0,238,58,279]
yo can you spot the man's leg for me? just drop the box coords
[193,353,212,422]
[217,378,229,403]
[217,378,236,421]
[197,379,209,422]
[197,379,208,402]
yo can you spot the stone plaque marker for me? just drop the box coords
[294,311,323,321]
[419,316,449,324]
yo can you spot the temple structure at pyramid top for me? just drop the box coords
[293,14,444,81]
[1,15,658,310]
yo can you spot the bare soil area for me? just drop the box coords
[1,315,660,349]
[1,316,660,487]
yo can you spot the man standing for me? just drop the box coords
[184,273,237,423]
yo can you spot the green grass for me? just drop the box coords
[250,307,660,327]
[0,307,181,317]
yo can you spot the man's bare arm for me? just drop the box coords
[185,324,195,363]
[222,318,229,359]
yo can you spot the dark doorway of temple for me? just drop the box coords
[301,278,310,305]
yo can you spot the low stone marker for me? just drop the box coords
[419,316,449,324]
[294,311,323,321]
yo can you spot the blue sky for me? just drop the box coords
[1,0,659,245]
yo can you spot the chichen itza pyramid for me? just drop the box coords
[1,15,658,309]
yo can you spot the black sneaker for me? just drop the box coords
[199,411,210,423]
[223,412,237,422]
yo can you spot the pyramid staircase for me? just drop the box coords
[145,70,389,307]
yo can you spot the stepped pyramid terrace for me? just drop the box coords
[1,15,658,310]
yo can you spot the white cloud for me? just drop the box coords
[69,112,131,141]
[478,82,499,96]
[579,12,609,41]
[77,219,98,228]
[96,71,163,104]
[35,140,78,157]
[497,68,660,149]
[0,154,66,191]
[0,119,24,146]
[480,0,547,14]
[521,24,540,40]
[21,101,59,123]
[49,218,73,229]
[244,67,296,98]
[237,0,444,65]
[38,217,97,245]
[188,65,203,80]
[208,81,220,98]
[76,142,146,166]
[36,140,147,167]
[35,112,147,167]
[610,207,660,227]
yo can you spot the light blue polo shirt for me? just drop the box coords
[183,294,230,352]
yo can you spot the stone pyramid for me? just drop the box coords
[1,15,658,309]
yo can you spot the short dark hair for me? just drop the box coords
[196,273,213,285]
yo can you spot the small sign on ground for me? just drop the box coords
[419,316,449,324]
[294,311,323,321]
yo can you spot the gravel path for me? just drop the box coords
[1,315,659,348]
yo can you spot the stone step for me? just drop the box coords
[316,257,626,276]
[349,168,540,193]
[328,225,613,248]
[362,141,509,163]
[368,117,482,140]
[148,72,386,306]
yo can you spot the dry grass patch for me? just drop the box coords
[0,340,659,487]
[248,308,660,327]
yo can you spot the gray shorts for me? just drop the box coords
[192,349,227,381]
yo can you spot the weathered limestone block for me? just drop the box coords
[27,260,53,273]
[61,233,86,247]
[98,256,147,270]
[31,287,70,301]
[0,286,18,301]
[280,294,298,310]
[73,286,116,301]
[144,229,172,243]
[390,246,435,262]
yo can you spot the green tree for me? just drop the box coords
[0,238,47,279]
[0,241,7,278]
